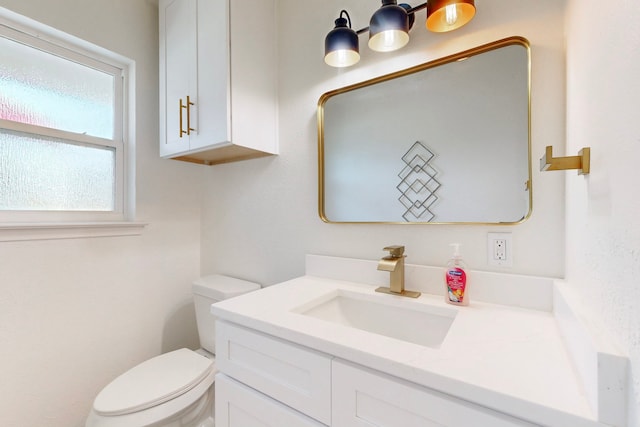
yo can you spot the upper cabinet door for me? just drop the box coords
[189,0,231,151]
[159,0,196,156]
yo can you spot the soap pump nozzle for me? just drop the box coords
[450,243,462,259]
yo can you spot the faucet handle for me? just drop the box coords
[383,245,405,258]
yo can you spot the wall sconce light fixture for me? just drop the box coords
[324,0,476,68]
[324,10,361,68]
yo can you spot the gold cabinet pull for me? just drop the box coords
[179,98,186,138]
[179,96,195,138]
[185,95,195,135]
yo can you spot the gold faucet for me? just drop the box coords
[375,245,421,298]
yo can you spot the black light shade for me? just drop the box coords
[324,10,360,68]
[368,0,410,52]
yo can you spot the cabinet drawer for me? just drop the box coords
[216,321,331,424]
[216,374,325,427]
[333,360,538,427]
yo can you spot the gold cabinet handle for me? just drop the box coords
[179,96,195,138]
[179,98,186,138]
[185,95,195,135]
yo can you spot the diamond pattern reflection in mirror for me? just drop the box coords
[397,141,441,222]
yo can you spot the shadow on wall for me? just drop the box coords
[162,301,199,352]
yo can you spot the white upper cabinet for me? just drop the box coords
[159,0,278,165]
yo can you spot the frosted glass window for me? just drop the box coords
[0,8,131,223]
[0,129,115,211]
[0,37,115,139]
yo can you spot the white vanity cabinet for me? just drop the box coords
[158,0,277,165]
[215,321,540,427]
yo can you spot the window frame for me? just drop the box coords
[0,7,144,240]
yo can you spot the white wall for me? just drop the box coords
[9,1,635,426]
[0,1,203,426]
[565,0,640,424]
[202,0,568,284]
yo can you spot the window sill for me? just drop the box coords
[0,221,147,242]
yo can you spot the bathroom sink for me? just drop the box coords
[294,290,456,348]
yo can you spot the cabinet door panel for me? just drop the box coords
[216,321,331,424]
[159,0,195,154]
[215,374,325,427]
[190,0,230,150]
[229,0,277,151]
[333,360,538,427]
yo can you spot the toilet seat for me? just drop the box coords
[93,348,214,416]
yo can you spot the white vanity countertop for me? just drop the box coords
[212,275,604,427]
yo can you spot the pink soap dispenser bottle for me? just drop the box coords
[445,243,469,306]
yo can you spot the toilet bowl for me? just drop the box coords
[85,275,261,427]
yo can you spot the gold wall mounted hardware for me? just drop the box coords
[540,146,590,175]
[375,245,421,298]
[179,95,195,138]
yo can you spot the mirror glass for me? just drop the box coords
[318,37,531,224]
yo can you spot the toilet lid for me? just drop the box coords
[93,348,214,416]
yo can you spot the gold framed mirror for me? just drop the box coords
[318,36,531,224]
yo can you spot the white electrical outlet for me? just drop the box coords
[494,239,507,260]
[488,232,512,267]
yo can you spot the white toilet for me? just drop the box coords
[85,275,261,427]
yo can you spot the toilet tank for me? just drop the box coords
[192,274,261,354]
